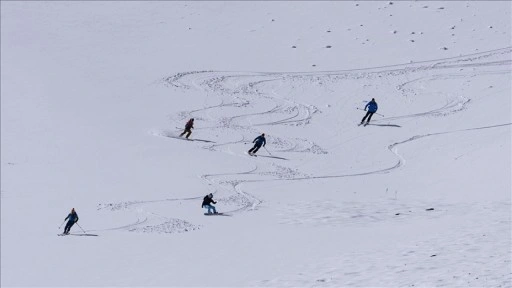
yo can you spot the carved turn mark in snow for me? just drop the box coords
[107,47,511,234]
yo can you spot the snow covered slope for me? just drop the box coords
[1,1,510,287]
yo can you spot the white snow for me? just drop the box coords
[1,1,511,287]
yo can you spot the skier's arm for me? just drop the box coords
[75,215,79,222]
[263,139,266,147]
[364,103,370,111]
[64,214,69,221]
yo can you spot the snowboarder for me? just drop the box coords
[63,208,79,234]
[360,98,378,125]
[179,118,194,139]
[202,193,218,214]
[248,133,266,155]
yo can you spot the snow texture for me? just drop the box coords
[1,1,511,287]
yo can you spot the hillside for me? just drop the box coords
[1,1,511,287]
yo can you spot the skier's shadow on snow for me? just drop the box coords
[368,124,402,128]
[165,135,216,143]
[257,155,289,160]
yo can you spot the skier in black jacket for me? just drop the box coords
[180,118,194,139]
[248,133,266,155]
[201,193,218,214]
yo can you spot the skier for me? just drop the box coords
[360,98,378,125]
[202,193,218,214]
[179,118,194,139]
[63,208,79,234]
[248,133,266,155]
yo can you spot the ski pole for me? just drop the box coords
[264,146,273,156]
[356,107,384,117]
[58,220,66,229]
[76,223,87,234]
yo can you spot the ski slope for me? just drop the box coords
[1,1,511,287]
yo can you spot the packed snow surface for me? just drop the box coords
[1,1,511,287]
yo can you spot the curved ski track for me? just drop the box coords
[100,47,511,234]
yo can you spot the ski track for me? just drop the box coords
[100,48,510,234]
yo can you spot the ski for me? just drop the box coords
[58,233,98,236]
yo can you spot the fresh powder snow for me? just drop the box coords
[1,1,511,287]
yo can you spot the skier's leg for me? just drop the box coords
[361,112,370,123]
[206,205,212,214]
[366,112,374,123]
[253,145,261,154]
[179,130,186,137]
[68,222,75,233]
[64,222,71,234]
[248,145,256,153]
[212,205,217,214]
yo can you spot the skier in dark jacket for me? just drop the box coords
[63,208,79,234]
[248,133,266,155]
[180,118,194,139]
[360,98,378,125]
[202,193,217,214]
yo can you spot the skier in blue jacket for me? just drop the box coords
[63,208,79,234]
[248,133,266,155]
[360,98,378,125]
